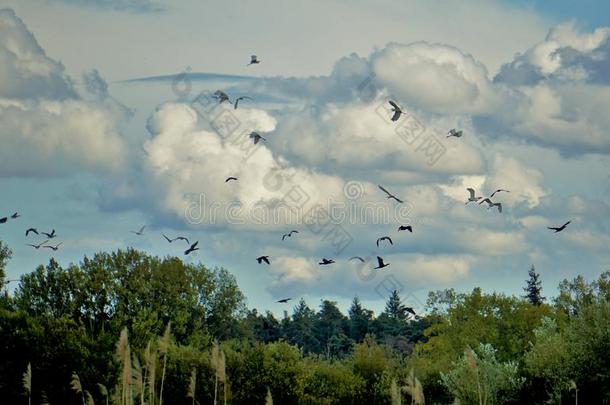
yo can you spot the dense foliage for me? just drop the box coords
[1,241,609,404]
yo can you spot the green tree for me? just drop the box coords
[523,265,544,306]
[348,296,373,342]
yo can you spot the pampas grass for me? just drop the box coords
[211,340,220,405]
[117,327,133,405]
[265,388,273,405]
[402,369,425,405]
[22,362,32,405]
[71,372,85,405]
[158,322,172,405]
[187,368,197,405]
[97,383,109,405]
[144,339,157,405]
[390,379,402,405]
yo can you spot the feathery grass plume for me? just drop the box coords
[265,388,273,405]
[97,383,109,405]
[40,391,50,405]
[116,327,133,405]
[71,372,85,405]
[144,340,158,405]
[569,380,579,405]
[221,350,228,405]
[85,391,95,405]
[402,368,425,405]
[132,353,144,405]
[187,368,197,405]
[390,378,402,405]
[211,340,220,405]
[22,362,32,405]
[158,322,172,405]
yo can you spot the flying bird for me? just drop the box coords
[234,96,252,109]
[548,221,571,233]
[131,226,146,236]
[225,177,238,183]
[256,255,270,264]
[319,258,335,265]
[447,129,463,138]
[489,189,510,198]
[376,236,393,247]
[378,185,403,203]
[27,240,49,249]
[389,101,403,121]
[41,229,56,239]
[162,234,190,244]
[184,241,199,255]
[0,217,6,224]
[25,228,38,236]
[466,188,482,204]
[43,242,63,251]
[277,298,292,303]
[349,256,366,262]
[248,55,261,65]
[212,90,230,103]
[282,230,299,240]
[249,132,266,144]
[398,225,413,233]
[374,256,390,269]
[479,198,503,213]
[10,212,19,219]
[401,306,417,317]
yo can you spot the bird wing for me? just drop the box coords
[387,237,393,245]
[139,226,146,233]
[0,217,7,224]
[563,221,571,228]
[290,230,299,235]
[263,257,270,264]
[467,188,475,199]
[377,256,384,267]
[162,234,172,243]
[389,100,399,109]
[479,198,492,206]
[378,185,392,197]
[392,196,404,203]
[282,234,287,240]
[349,256,365,262]
[391,110,401,121]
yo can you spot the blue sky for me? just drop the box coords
[1,0,609,315]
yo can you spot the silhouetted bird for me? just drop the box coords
[466,188,482,204]
[447,129,463,138]
[212,90,230,103]
[282,230,299,240]
[490,189,510,198]
[0,217,6,224]
[249,132,266,144]
[131,226,146,236]
[398,225,413,232]
[378,185,403,203]
[248,55,261,65]
[257,255,270,264]
[374,256,390,269]
[349,256,365,262]
[389,101,403,121]
[11,212,19,219]
[163,234,190,244]
[184,241,199,255]
[234,96,252,109]
[548,221,571,233]
[43,242,63,251]
[41,229,56,239]
[479,198,502,213]
[401,306,417,316]
[225,177,238,182]
[27,240,49,249]
[26,228,38,236]
[277,298,292,303]
[319,258,335,265]
[376,236,393,247]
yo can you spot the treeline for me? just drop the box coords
[1,242,610,404]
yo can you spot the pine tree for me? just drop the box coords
[523,265,545,306]
[348,296,373,342]
[385,290,403,319]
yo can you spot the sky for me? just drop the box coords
[1,0,609,315]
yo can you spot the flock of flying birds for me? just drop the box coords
[1,54,573,306]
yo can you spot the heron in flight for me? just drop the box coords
[43,242,63,251]
[374,256,390,269]
[248,55,261,65]
[349,256,365,262]
[447,129,463,138]
[378,185,403,203]
[27,240,49,249]
[234,96,252,109]
[41,229,56,239]
[282,230,299,240]
[184,241,199,255]
[376,236,393,247]
[548,221,571,233]
[389,101,403,121]
[466,188,482,204]
[489,189,510,198]
[131,226,146,236]
[162,234,190,244]
[212,90,230,104]
[479,198,502,213]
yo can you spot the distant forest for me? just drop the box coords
[1,241,609,404]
